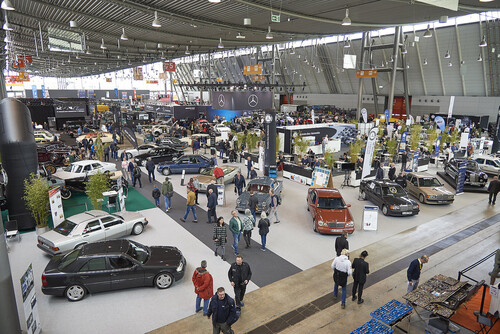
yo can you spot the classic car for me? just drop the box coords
[76,132,118,144]
[41,239,185,301]
[37,210,148,256]
[307,188,354,234]
[236,177,283,214]
[359,180,420,216]
[58,171,129,200]
[151,125,171,137]
[37,142,76,165]
[134,146,184,166]
[405,172,455,204]
[473,155,500,176]
[34,130,56,142]
[212,124,231,135]
[444,158,488,187]
[124,144,158,159]
[53,160,117,180]
[197,165,240,192]
[159,136,188,150]
[157,155,212,176]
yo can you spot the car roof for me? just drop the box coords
[367,180,400,187]
[408,172,435,178]
[248,177,274,186]
[68,210,109,224]
[312,188,342,197]
[474,155,496,159]
[80,239,129,256]
[71,160,103,166]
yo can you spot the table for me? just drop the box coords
[370,299,413,333]
[350,318,394,334]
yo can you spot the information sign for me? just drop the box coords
[311,167,333,188]
[163,62,176,72]
[216,184,225,206]
[356,69,378,78]
[20,264,41,334]
[363,206,378,231]
[49,187,64,227]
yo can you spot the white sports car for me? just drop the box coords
[37,210,148,255]
[53,160,117,180]
[124,144,158,159]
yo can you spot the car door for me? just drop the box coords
[101,216,127,239]
[82,163,92,176]
[308,190,317,219]
[80,219,106,244]
[173,156,190,173]
[108,256,144,290]
[364,181,375,201]
[485,159,497,174]
[74,256,111,293]
[407,176,418,197]
[373,185,383,207]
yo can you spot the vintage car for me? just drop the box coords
[76,132,118,144]
[444,158,488,187]
[151,125,171,137]
[197,165,240,192]
[124,144,158,159]
[359,180,420,216]
[159,136,188,150]
[58,171,129,200]
[53,160,116,181]
[37,142,76,165]
[37,210,148,256]
[405,172,455,204]
[307,187,354,234]
[236,177,283,214]
[34,130,56,142]
[212,124,231,135]
[134,146,184,166]
[41,239,185,301]
[157,155,212,176]
[473,155,500,176]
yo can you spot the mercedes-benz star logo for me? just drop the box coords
[218,94,225,107]
[248,94,258,108]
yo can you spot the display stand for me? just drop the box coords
[362,206,379,231]
[311,167,334,188]
[102,190,118,212]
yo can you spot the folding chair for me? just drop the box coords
[4,220,20,242]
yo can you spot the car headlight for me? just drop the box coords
[413,205,419,209]
[346,221,354,227]
[176,260,184,272]
[428,195,437,199]
[390,205,400,210]
[318,220,324,227]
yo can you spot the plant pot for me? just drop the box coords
[36,226,50,235]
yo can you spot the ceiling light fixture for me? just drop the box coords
[266,26,273,39]
[479,0,493,2]
[161,51,166,60]
[344,39,351,48]
[100,38,107,49]
[185,46,191,55]
[423,58,428,65]
[69,20,79,28]
[243,18,252,26]
[218,37,224,48]
[444,50,450,59]
[342,8,351,26]
[423,25,432,38]
[479,36,487,47]
[477,53,483,61]
[152,11,161,28]
[3,35,11,43]
[121,28,128,40]
[448,61,452,67]
[236,32,245,39]
[1,0,15,11]
[208,0,222,3]
[2,19,12,31]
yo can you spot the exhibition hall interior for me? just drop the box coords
[0,0,499,333]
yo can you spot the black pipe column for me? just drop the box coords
[491,106,500,155]
[0,98,38,230]
[264,109,277,176]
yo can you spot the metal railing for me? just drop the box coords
[458,249,498,283]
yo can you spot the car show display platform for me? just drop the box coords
[436,172,489,193]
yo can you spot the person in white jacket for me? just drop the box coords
[331,249,352,309]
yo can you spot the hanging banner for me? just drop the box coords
[211,91,273,110]
[361,108,368,123]
[399,131,407,152]
[216,77,223,83]
[356,69,378,78]
[447,96,455,119]
[413,150,420,172]
[32,85,38,99]
[384,109,390,125]
[49,187,64,227]
[243,64,263,75]
[41,85,46,98]
[435,116,446,131]
[163,62,176,72]
[133,67,143,80]
[20,264,41,334]
[434,136,441,158]
[121,91,127,100]
[459,132,469,149]
[362,127,378,179]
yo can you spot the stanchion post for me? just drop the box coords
[181,169,185,186]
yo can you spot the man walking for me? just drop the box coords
[407,255,429,294]
[207,188,217,224]
[128,158,135,185]
[246,156,253,179]
[192,175,200,205]
[192,260,213,316]
[145,157,156,183]
[352,250,370,304]
[180,187,198,223]
[376,162,384,180]
[234,172,246,196]
[248,191,258,222]
[228,255,252,313]
[401,150,408,171]
[388,162,396,181]
[488,176,500,205]
[335,231,349,257]
[269,189,280,224]
[250,166,257,179]
[207,287,238,334]
[152,185,161,207]
[229,210,242,256]
[132,163,142,188]
[161,177,174,212]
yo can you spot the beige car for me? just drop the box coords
[197,165,240,192]
[406,172,455,204]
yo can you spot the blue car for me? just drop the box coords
[157,155,212,176]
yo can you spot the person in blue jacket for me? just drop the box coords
[407,255,429,294]
[206,287,238,333]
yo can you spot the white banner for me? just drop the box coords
[20,264,41,334]
[362,127,378,179]
[117,177,126,211]
[448,96,455,118]
[49,187,64,227]
[460,132,469,149]
[361,108,368,123]
[216,184,225,206]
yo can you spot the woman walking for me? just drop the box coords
[242,209,255,248]
[258,212,270,251]
[213,217,227,260]
[121,157,130,181]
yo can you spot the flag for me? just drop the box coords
[362,127,378,179]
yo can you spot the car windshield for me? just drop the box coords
[248,184,270,193]
[201,168,214,176]
[317,197,346,209]
[466,161,479,170]
[126,240,150,264]
[382,185,406,196]
[58,249,81,271]
[494,159,500,167]
[53,220,77,236]
[419,178,442,187]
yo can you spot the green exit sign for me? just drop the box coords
[271,14,280,22]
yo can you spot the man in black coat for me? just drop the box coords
[145,157,156,183]
[234,172,246,196]
[207,180,218,198]
[401,150,408,171]
[247,191,259,222]
[352,250,370,304]
[407,255,429,293]
[395,171,407,188]
[207,287,238,333]
[207,188,217,224]
[335,232,349,257]
[488,176,500,205]
[228,255,252,312]
[388,163,396,181]
[375,162,384,180]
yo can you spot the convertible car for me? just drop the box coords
[405,172,454,204]
[41,239,185,301]
[307,187,354,234]
[444,158,488,187]
[236,177,283,214]
[359,180,419,216]
[197,165,240,192]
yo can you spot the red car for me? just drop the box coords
[306,187,354,234]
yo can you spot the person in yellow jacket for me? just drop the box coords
[181,187,198,223]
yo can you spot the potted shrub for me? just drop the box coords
[85,172,111,210]
[23,173,51,233]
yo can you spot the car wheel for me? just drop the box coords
[141,160,147,167]
[46,164,56,174]
[65,284,86,302]
[154,272,174,289]
[162,168,171,176]
[360,190,366,200]
[61,189,72,200]
[419,194,425,203]
[382,205,389,216]
[132,223,144,235]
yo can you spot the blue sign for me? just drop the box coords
[384,109,390,125]
[88,89,94,98]
[456,162,466,195]
[41,85,46,98]
[399,131,407,152]
[32,85,38,98]
[114,88,118,98]
[413,150,420,172]
[77,90,86,98]
[434,136,441,158]
[435,116,446,131]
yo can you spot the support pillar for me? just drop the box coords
[388,26,402,118]
[356,32,368,121]
[264,109,277,176]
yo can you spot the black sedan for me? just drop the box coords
[134,146,184,166]
[41,239,186,301]
[444,158,488,187]
[236,177,283,214]
[359,180,419,216]
[160,137,188,150]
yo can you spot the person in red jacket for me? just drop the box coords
[214,166,225,184]
[192,260,214,316]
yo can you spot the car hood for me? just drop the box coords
[145,246,182,267]
[237,192,269,206]
[52,170,82,180]
[382,196,416,205]
[315,208,352,223]
[198,175,214,184]
[420,186,453,196]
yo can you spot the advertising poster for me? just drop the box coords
[413,150,420,172]
[456,162,466,195]
[384,109,390,126]
[361,108,368,123]
[363,206,378,231]
[311,167,333,188]
[20,264,41,334]
[32,85,38,98]
[399,131,407,152]
[362,127,378,179]
[117,177,125,211]
[434,136,441,158]
[49,187,64,227]
[216,184,225,206]
[460,132,469,150]
[41,85,46,98]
